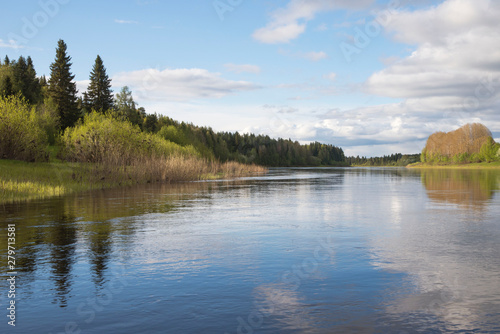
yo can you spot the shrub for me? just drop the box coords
[37,98,59,145]
[0,95,49,162]
[157,124,215,160]
[479,137,499,163]
[61,111,198,164]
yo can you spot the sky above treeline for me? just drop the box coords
[1,0,499,157]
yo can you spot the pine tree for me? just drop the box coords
[86,55,113,112]
[48,39,79,129]
[3,55,10,66]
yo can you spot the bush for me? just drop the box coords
[0,95,49,162]
[37,98,59,145]
[157,125,189,146]
[157,125,215,160]
[61,111,198,164]
[479,137,499,163]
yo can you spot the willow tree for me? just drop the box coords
[423,123,495,161]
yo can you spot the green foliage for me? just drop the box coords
[157,124,215,160]
[36,99,60,146]
[86,55,114,112]
[420,150,427,163]
[0,95,49,162]
[143,113,158,133]
[48,39,79,129]
[158,125,190,146]
[347,153,420,166]
[157,120,346,166]
[11,56,41,104]
[1,55,41,102]
[112,86,143,128]
[61,111,198,164]
[0,74,14,97]
[479,137,499,163]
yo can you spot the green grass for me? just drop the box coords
[408,161,500,169]
[0,159,133,204]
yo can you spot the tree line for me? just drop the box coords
[0,39,346,167]
[346,153,420,166]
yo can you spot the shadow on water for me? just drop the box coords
[0,170,347,311]
[0,182,215,306]
[420,169,500,208]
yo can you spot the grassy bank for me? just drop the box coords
[408,161,500,169]
[0,158,267,204]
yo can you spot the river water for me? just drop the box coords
[1,167,500,333]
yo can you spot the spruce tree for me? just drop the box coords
[11,56,41,103]
[26,56,41,103]
[3,55,10,66]
[48,39,79,129]
[0,75,14,97]
[86,55,113,112]
[13,56,28,97]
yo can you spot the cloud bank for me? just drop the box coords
[113,68,260,102]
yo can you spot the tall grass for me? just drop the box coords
[60,112,267,186]
[0,157,267,204]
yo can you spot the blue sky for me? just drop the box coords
[2,0,499,156]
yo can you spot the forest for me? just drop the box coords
[0,40,346,169]
[346,153,420,167]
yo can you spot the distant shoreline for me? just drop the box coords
[407,162,500,169]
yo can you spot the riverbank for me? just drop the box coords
[0,158,267,204]
[407,161,500,169]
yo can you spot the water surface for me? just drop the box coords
[1,167,500,333]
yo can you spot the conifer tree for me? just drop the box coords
[48,39,79,129]
[86,55,113,112]
[26,56,41,103]
[3,55,9,66]
[0,75,14,97]
[13,56,28,96]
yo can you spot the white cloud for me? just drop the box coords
[302,51,327,61]
[0,39,24,49]
[76,80,90,96]
[253,22,306,44]
[112,68,260,102]
[114,19,139,24]
[365,0,500,114]
[253,0,374,44]
[385,0,495,45]
[224,63,261,74]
